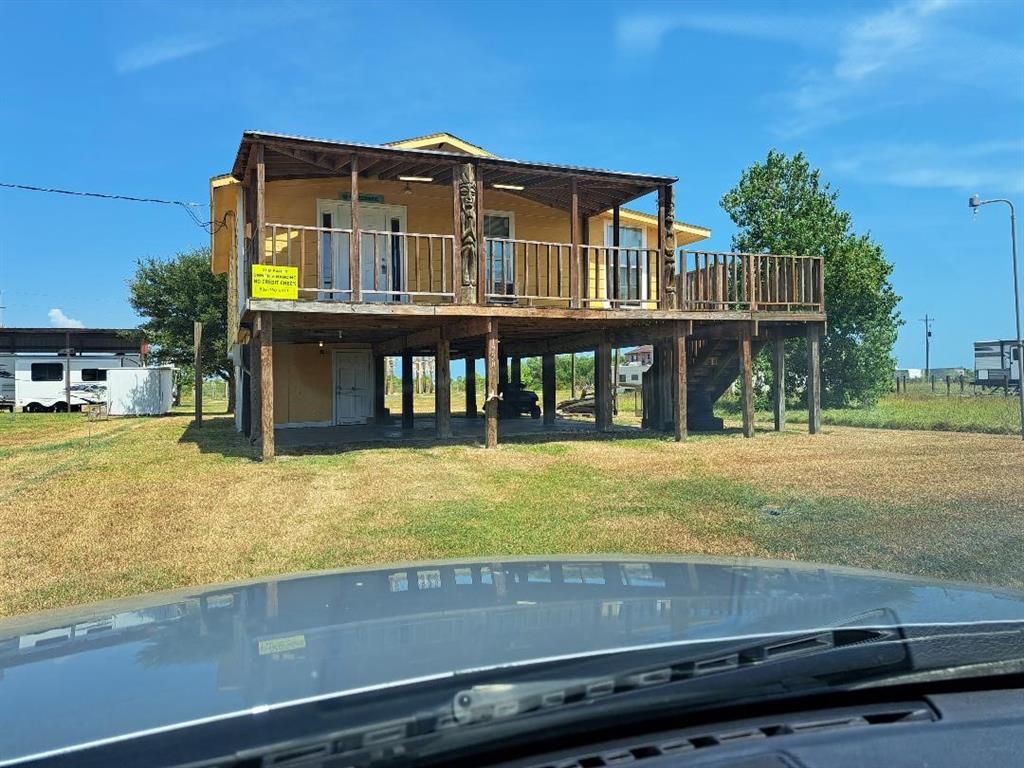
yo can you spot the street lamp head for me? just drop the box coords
[969,194,982,208]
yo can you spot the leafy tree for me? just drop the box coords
[128,247,234,412]
[721,151,901,407]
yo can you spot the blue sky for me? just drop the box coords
[0,0,1021,368]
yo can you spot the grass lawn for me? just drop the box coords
[1,407,1021,618]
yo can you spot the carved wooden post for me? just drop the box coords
[456,163,478,305]
[658,184,675,308]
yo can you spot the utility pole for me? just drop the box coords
[921,315,934,380]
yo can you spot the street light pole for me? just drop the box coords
[969,195,1023,440]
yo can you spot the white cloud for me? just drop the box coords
[48,308,84,329]
[832,140,1024,194]
[116,33,225,74]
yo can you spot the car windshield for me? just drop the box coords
[0,1,1022,766]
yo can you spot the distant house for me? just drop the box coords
[896,368,923,380]
[619,345,653,388]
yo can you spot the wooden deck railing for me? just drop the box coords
[581,245,661,307]
[262,223,455,302]
[251,228,824,315]
[677,251,824,312]
[483,237,572,305]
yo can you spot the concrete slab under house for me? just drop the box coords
[209,131,826,459]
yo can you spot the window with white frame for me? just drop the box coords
[604,223,646,302]
[484,212,515,294]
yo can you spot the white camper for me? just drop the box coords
[974,340,1021,391]
[2,353,142,412]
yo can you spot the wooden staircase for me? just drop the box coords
[685,337,765,430]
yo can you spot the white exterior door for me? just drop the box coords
[333,351,372,424]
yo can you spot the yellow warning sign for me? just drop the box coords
[258,634,306,655]
[251,265,299,300]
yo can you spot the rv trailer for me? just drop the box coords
[974,340,1021,392]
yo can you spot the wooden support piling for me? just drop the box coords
[485,329,499,448]
[807,324,821,434]
[511,356,522,388]
[258,312,274,460]
[249,330,261,445]
[595,340,613,432]
[402,350,414,430]
[772,332,786,431]
[373,354,387,422]
[542,353,556,426]
[673,325,688,441]
[435,338,451,439]
[740,327,754,438]
[465,356,477,418]
[64,330,72,414]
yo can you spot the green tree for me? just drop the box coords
[721,151,901,407]
[522,353,595,393]
[128,247,234,412]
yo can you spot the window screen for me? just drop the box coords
[81,368,108,382]
[31,363,63,382]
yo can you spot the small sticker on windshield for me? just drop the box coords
[258,635,307,655]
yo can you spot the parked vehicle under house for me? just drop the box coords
[210,131,826,458]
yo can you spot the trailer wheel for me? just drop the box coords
[23,403,40,413]
[53,401,68,413]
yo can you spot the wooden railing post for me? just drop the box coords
[476,165,486,305]
[569,177,580,309]
[349,154,361,302]
[254,143,265,269]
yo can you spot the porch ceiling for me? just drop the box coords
[231,131,675,218]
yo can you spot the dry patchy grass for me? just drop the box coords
[0,412,1020,617]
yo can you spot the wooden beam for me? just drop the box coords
[485,328,499,448]
[435,338,451,439]
[465,356,477,418]
[373,354,387,422]
[542,353,556,426]
[807,324,821,434]
[255,143,266,265]
[674,323,687,441]
[349,154,361,301]
[193,321,203,427]
[373,317,492,356]
[570,177,580,309]
[402,350,414,430]
[740,326,754,438]
[595,340,612,432]
[772,332,786,431]
[259,312,274,460]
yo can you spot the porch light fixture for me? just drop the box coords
[398,175,433,183]
[318,340,325,355]
[493,183,525,191]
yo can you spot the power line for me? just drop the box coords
[0,180,227,233]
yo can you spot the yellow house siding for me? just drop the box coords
[272,342,333,424]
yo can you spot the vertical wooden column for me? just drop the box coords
[464,357,477,418]
[64,330,72,413]
[254,143,265,266]
[660,184,676,308]
[435,338,451,439]
[569,177,581,308]
[510,357,522,388]
[807,324,821,434]
[476,165,486,304]
[373,354,387,422]
[451,168,462,304]
[772,332,786,431]
[349,154,361,301]
[595,341,613,432]
[674,325,688,441]
[570,353,577,398]
[611,205,621,302]
[485,329,499,448]
[401,350,414,430]
[542,353,556,426]
[739,326,755,438]
[498,352,508,390]
[657,339,674,432]
[249,330,261,445]
[259,312,274,460]
[456,163,478,305]
[193,322,203,426]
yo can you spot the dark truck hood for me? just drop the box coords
[1,555,1022,764]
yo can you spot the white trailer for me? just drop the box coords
[0,353,142,412]
[974,340,1021,392]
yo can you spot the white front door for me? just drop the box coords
[333,351,373,424]
[317,201,407,302]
